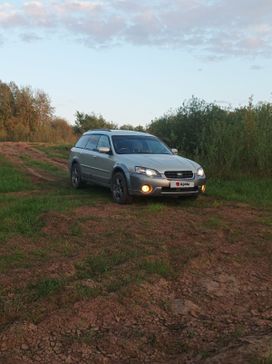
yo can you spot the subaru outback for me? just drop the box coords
[68,129,206,204]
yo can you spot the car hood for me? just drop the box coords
[117,154,200,173]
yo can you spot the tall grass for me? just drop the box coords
[148,97,272,178]
[200,102,272,177]
[208,178,272,207]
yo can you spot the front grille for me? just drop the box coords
[164,170,194,179]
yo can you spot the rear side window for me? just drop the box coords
[75,135,89,149]
[85,135,100,151]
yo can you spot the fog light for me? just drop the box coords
[201,185,206,193]
[141,185,151,193]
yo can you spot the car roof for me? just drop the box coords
[83,129,153,137]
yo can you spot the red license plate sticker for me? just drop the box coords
[170,181,194,188]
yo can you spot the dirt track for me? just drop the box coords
[0,142,271,363]
[0,142,67,182]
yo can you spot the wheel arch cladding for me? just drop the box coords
[112,165,131,190]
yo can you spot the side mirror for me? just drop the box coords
[171,148,178,155]
[98,147,111,154]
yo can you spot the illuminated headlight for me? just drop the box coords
[197,167,205,177]
[135,166,159,177]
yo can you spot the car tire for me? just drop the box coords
[71,163,84,189]
[111,172,132,204]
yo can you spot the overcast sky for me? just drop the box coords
[0,0,271,125]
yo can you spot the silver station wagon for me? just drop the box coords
[69,129,206,204]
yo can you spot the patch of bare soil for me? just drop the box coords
[0,199,271,363]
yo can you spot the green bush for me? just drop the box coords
[148,97,272,178]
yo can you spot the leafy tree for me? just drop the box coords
[34,90,54,127]
[119,124,146,132]
[0,80,74,143]
[74,111,117,134]
[51,118,75,143]
[0,81,15,139]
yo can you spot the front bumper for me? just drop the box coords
[129,173,206,196]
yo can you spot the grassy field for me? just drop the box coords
[207,177,272,207]
[0,142,271,364]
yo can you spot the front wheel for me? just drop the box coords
[71,163,84,189]
[111,172,132,204]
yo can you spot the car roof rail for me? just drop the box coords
[88,128,111,131]
[85,128,112,133]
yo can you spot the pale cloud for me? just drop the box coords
[20,32,42,42]
[0,0,271,58]
[250,64,263,70]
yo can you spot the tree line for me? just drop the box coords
[74,97,272,177]
[0,81,75,143]
[0,80,144,143]
[1,80,271,177]
[73,111,145,134]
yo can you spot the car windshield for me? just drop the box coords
[112,135,172,154]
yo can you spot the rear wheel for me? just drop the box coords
[111,172,132,204]
[71,163,84,189]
